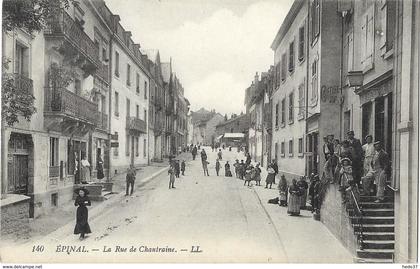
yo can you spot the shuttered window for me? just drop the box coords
[361,6,374,69]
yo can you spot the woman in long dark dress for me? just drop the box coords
[278,175,288,206]
[265,165,276,189]
[288,179,302,216]
[225,161,232,177]
[74,188,92,239]
[97,155,104,181]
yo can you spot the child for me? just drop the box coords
[181,160,186,176]
[252,163,262,186]
[244,165,253,186]
[234,160,240,178]
[339,158,354,204]
[215,159,221,176]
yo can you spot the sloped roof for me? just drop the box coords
[141,49,158,63]
[161,62,171,83]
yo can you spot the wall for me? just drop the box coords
[204,114,225,145]
[1,195,30,236]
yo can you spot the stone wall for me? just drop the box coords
[1,194,30,236]
[320,183,357,257]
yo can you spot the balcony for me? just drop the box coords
[44,10,100,75]
[98,112,108,131]
[44,87,100,135]
[126,117,147,134]
[96,63,110,84]
[11,73,33,95]
[49,166,60,178]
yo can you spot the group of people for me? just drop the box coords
[321,130,390,204]
[168,159,187,189]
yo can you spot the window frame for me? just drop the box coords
[114,51,120,77]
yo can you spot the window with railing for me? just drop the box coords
[281,141,285,157]
[288,92,294,124]
[289,40,295,73]
[115,51,120,77]
[136,73,140,94]
[144,81,148,99]
[126,64,131,86]
[114,91,119,117]
[310,0,320,43]
[281,53,287,82]
[298,137,304,156]
[281,98,285,126]
[289,139,294,157]
[298,25,305,62]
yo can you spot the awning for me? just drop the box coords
[216,134,224,141]
[223,133,245,138]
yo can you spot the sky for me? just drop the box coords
[106,0,293,115]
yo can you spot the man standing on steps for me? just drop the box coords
[347,130,363,187]
[372,141,390,203]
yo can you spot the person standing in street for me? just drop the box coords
[202,159,210,176]
[225,161,232,177]
[201,149,207,162]
[288,179,303,216]
[297,176,309,209]
[278,175,288,206]
[74,187,91,240]
[253,163,262,186]
[96,154,104,182]
[215,159,221,176]
[181,160,186,176]
[217,149,223,160]
[81,155,91,183]
[372,141,390,203]
[126,165,136,196]
[245,153,251,166]
[168,165,176,189]
[234,159,240,178]
[239,160,245,180]
[192,146,198,160]
[265,165,276,189]
[174,160,180,178]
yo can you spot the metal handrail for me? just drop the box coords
[387,184,399,192]
[349,188,364,250]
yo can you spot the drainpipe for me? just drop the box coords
[108,29,114,180]
[305,3,310,176]
[339,11,345,140]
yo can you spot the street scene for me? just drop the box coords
[1,0,419,265]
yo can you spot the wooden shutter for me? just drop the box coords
[365,6,375,67]
[361,13,367,68]
[347,30,354,72]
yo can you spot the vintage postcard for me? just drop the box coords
[0,0,419,265]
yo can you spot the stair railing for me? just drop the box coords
[349,187,364,250]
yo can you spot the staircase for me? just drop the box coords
[349,195,395,263]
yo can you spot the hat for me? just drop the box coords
[365,134,373,140]
[341,157,352,164]
[347,131,355,135]
[374,141,381,146]
[74,187,89,195]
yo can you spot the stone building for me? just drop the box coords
[191,108,224,146]
[270,0,308,179]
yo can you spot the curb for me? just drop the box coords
[43,165,169,243]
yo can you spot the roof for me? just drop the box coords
[141,49,158,63]
[223,133,245,138]
[161,62,171,83]
[270,0,305,50]
[216,113,247,127]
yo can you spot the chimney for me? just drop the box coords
[133,43,140,51]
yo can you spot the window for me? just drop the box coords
[385,0,396,51]
[276,62,281,88]
[126,135,130,156]
[144,81,148,99]
[288,92,294,123]
[346,30,354,72]
[298,138,304,155]
[144,109,147,122]
[289,139,294,156]
[126,64,131,86]
[114,51,119,77]
[136,73,140,93]
[126,98,130,117]
[102,47,107,62]
[275,103,279,128]
[310,0,320,42]
[50,137,59,166]
[113,132,119,157]
[281,98,285,125]
[15,43,29,76]
[288,40,295,72]
[274,142,279,160]
[361,5,374,70]
[135,137,139,157]
[114,91,119,116]
[136,104,139,119]
[281,53,287,81]
[298,25,305,61]
[298,82,305,117]
[281,141,285,157]
[311,60,318,101]
[143,139,147,157]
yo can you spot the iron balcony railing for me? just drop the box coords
[49,166,60,178]
[44,87,100,125]
[98,112,108,131]
[96,63,110,83]
[44,10,100,68]
[126,117,147,133]
[12,73,34,95]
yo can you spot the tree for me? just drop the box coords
[2,0,76,126]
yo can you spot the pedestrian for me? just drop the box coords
[297,176,309,209]
[322,136,333,161]
[74,187,91,240]
[347,130,364,187]
[168,165,176,189]
[201,149,207,162]
[239,160,245,180]
[234,159,240,178]
[211,144,214,152]
[96,154,104,181]
[308,174,320,213]
[126,165,136,196]
[362,135,375,176]
[202,159,210,176]
[253,163,262,186]
[174,160,180,178]
[372,141,390,203]
[287,179,303,216]
[81,155,91,183]
[340,140,353,161]
[217,149,222,160]
[244,165,253,186]
[229,146,232,151]
[181,160,186,176]
[225,161,232,177]
[245,153,251,166]
[332,139,341,170]
[192,146,198,160]
[265,165,276,189]
[215,159,221,176]
[278,175,288,206]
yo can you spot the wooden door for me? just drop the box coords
[7,155,28,194]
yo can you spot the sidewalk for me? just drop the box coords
[249,166,354,263]
[0,160,171,247]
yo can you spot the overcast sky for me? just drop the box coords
[106,0,293,115]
